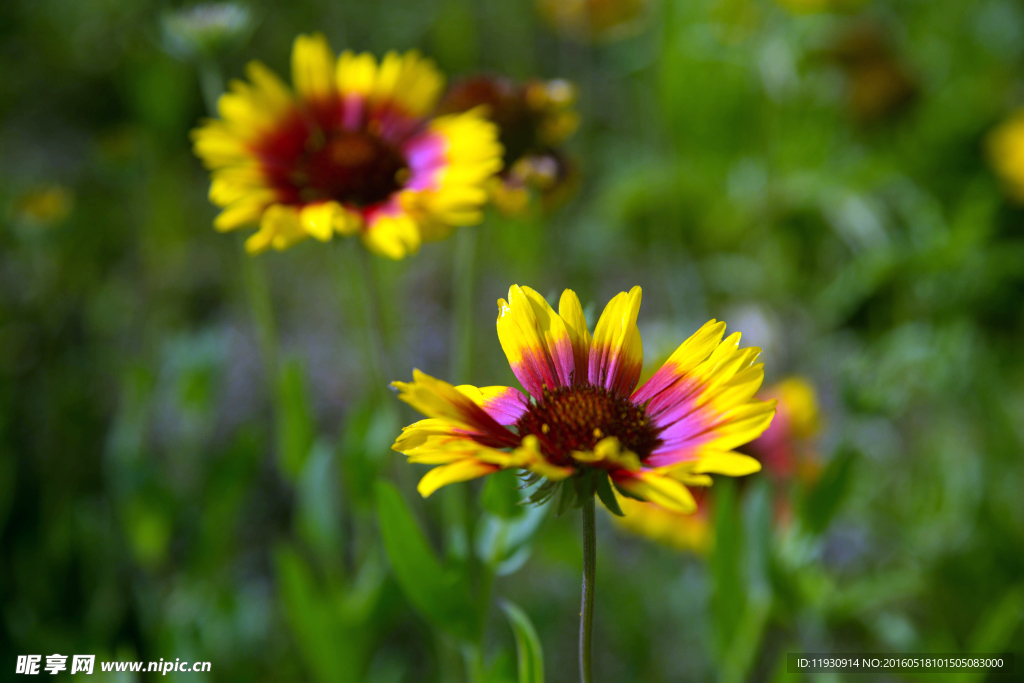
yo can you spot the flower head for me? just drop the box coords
[392,285,776,514]
[437,75,579,214]
[192,33,503,257]
[161,3,254,60]
[746,376,821,483]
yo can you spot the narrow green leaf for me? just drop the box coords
[276,356,316,481]
[374,480,476,641]
[274,545,362,683]
[555,479,576,517]
[954,584,1024,683]
[800,446,858,535]
[481,469,525,518]
[500,599,545,683]
[595,473,623,516]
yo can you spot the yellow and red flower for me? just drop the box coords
[392,285,776,513]
[745,377,821,483]
[437,75,579,214]
[608,377,821,552]
[611,489,713,554]
[191,33,503,257]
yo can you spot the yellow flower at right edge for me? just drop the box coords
[988,110,1024,203]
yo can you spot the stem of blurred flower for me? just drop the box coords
[344,241,392,399]
[579,495,596,683]
[449,225,477,384]
[197,57,224,117]
[239,241,280,379]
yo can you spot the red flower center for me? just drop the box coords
[258,121,409,208]
[514,384,661,467]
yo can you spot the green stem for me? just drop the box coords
[346,242,392,395]
[450,226,478,384]
[239,237,280,385]
[579,496,596,683]
[198,57,224,117]
[461,643,484,683]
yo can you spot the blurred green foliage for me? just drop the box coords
[2,0,1024,681]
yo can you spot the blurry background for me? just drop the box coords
[2,0,1024,681]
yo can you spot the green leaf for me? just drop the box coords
[800,446,858,535]
[555,479,576,517]
[276,356,316,481]
[475,503,549,573]
[374,479,476,641]
[953,584,1024,683]
[274,545,364,683]
[500,599,545,683]
[595,473,623,516]
[481,469,524,518]
[339,395,399,511]
[295,439,343,564]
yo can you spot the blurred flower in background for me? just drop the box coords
[536,0,651,42]
[160,3,255,62]
[611,489,713,553]
[192,33,503,256]
[987,110,1024,202]
[438,75,580,214]
[392,286,775,513]
[744,376,821,484]
[822,21,919,125]
[10,185,74,227]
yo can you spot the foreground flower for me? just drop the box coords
[393,284,775,682]
[392,284,776,512]
[988,111,1024,203]
[438,75,579,214]
[192,33,503,257]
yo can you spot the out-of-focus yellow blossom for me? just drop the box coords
[13,185,74,226]
[610,491,713,554]
[536,0,650,43]
[988,111,1024,203]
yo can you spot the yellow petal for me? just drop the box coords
[589,286,643,394]
[299,201,344,242]
[291,33,335,102]
[690,451,762,476]
[417,459,498,497]
[615,471,697,514]
[559,289,591,381]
